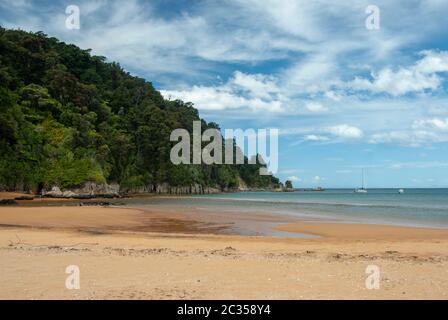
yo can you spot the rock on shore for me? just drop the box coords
[27,179,282,199]
[42,182,120,199]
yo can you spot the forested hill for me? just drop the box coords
[0,28,280,195]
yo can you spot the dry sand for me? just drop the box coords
[0,202,447,299]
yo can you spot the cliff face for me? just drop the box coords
[39,178,284,198]
[122,183,221,195]
[41,181,223,198]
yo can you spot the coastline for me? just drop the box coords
[1,200,448,299]
[3,203,448,239]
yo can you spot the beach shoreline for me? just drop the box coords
[1,202,448,239]
[1,201,448,299]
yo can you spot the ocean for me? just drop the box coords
[126,189,448,229]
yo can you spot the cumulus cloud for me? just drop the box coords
[231,71,280,99]
[415,50,448,73]
[161,71,284,112]
[349,50,448,96]
[287,175,301,182]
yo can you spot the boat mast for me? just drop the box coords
[362,168,365,189]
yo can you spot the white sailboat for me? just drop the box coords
[354,169,368,193]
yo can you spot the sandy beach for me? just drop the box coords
[1,196,448,300]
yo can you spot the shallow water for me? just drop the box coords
[123,189,448,229]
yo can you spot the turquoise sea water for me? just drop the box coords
[128,189,448,229]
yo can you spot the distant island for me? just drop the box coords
[0,28,281,198]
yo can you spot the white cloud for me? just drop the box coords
[287,175,301,182]
[0,0,32,9]
[415,50,448,73]
[289,125,364,144]
[304,134,330,142]
[161,71,284,112]
[283,55,339,94]
[304,102,328,113]
[231,71,280,99]
[369,130,448,147]
[349,50,448,96]
[162,86,280,112]
[413,118,448,131]
[326,125,363,139]
[237,0,323,41]
[325,91,343,101]
[368,116,448,147]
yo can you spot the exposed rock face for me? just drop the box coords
[121,183,222,195]
[41,186,62,198]
[16,176,281,198]
[204,186,221,194]
[122,185,154,194]
[42,182,120,199]
[41,181,225,198]
[237,177,249,191]
[155,183,170,194]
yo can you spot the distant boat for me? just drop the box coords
[354,169,368,193]
[398,189,405,194]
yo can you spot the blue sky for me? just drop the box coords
[1,0,448,188]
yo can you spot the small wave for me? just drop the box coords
[189,196,448,211]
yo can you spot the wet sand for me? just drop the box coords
[0,201,448,299]
[276,222,448,240]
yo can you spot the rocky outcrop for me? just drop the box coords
[41,181,224,198]
[42,182,120,199]
[203,186,221,194]
[237,177,249,191]
[122,183,221,195]
[5,179,282,199]
[121,185,154,194]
